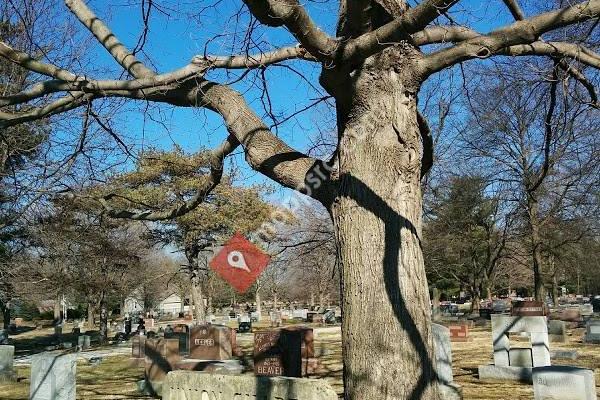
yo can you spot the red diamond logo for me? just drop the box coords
[209,232,270,294]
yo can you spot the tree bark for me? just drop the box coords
[255,282,262,321]
[54,293,61,322]
[1,300,10,330]
[528,197,545,301]
[190,276,206,322]
[328,48,438,399]
[99,293,108,344]
[87,302,95,328]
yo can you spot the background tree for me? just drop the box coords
[95,148,274,321]
[424,175,510,311]
[461,67,599,301]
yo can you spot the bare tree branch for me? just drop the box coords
[420,0,600,76]
[501,0,526,21]
[340,0,461,63]
[64,0,155,78]
[243,0,338,61]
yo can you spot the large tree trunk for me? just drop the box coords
[99,293,108,344]
[255,281,262,321]
[87,302,95,328]
[190,276,206,322]
[54,294,61,322]
[1,300,10,330]
[328,49,438,399]
[528,197,545,301]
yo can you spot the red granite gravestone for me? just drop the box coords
[189,325,233,360]
[170,324,190,354]
[132,335,146,358]
[511,301,546,316]
[254,327,315,377]
[448,324,470,342]
[145,338,180,382]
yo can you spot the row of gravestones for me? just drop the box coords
[2,317,597,399]
[477,314,598,400]
[139,323,463,400]
[443,317,600,344]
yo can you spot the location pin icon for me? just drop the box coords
[227,251,251,272]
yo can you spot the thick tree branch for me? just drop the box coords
[420,0,600,76]
[243,0,338,62]
[340,0,460,63]
[501,0,526,21]
[196,81,336,204]
[64,0,155,78]
[529,63,559,193]
[0,92,92,129]
[193,45,317,68]
[412,26,479,45]
[99,135,240,221]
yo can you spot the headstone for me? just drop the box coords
[132,335,146,358]
[292,309,308,320]
[547,320,567,343]
[189,325,233,360]
[254,327,314,377]
[509,348,533,367]
[550,350,578,360]
[238,321,252,333]
[448,324,470,342]
[478,315,550,383]
[491,315,550,367]
[0,345,16,382]
[0,329,8,345]
[167,324,189,354]
[592,297,600,313]
[270,311,282,327]
[146,318,155,329]
[77,335,91,351]
[579,304,593,317]
[163,371,338,400]
[560,308,581,323]
[584,319,600,343]
[533,366,596,400]
[431,324,463,400]
[479,308,492,320]
[512,301,546,316]
[30,353,77,400]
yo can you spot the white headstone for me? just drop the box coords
[491,315,550,367]
[432,324,462,400]
[0,345,16,381]
[584,320,600,343]
[533,366,596,400]
[30,353,77,400]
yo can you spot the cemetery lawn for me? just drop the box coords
[1,323,598,399]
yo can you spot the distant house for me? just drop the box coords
[123,295,144,315]
[157,293,190,315]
